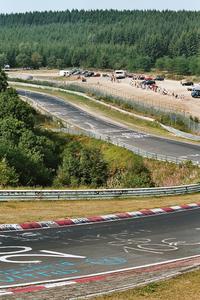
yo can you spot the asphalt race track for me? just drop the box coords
[18,90,200,163]
[0,209,200,288]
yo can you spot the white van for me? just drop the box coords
[114,70,126,79]
[59,70,71,77]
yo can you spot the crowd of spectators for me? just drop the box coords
[130,77,185,100]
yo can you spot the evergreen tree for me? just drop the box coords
[0,53,7,68]
[0,10,199,74]
[0,69,8,92]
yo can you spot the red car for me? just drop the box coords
[93,73,101,77]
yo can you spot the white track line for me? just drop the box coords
[1,254,200,290]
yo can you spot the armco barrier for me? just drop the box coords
[0,184,200,201]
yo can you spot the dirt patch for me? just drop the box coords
[83,77,190,115]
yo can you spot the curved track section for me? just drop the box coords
[0,208,200,289]
[18,90,200,163]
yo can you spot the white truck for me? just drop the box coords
[114,70,127,79]
[59,70,71,77]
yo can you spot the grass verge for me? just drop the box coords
[94,268,200,300]
[1,193,200,224]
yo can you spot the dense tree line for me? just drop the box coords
[0,10,199,74]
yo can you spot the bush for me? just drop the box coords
[0,158,19,187]
[54,142,108,188]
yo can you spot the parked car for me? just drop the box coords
[93,73,101,77]
[188,85,200,91]
[102,73,109,77]
[145,76,153,81]
[73,70,82,75]
[191,90,200,98]
[4,64,10,70]
[71,68,79,74]
[81,70,88,75]
[114,70,127,79]
[181,80,194,86]
[84,71,95,77]
[154,75,165,81]
[138,75,145,80]
[59,70,71,77]
[187,86,194,91]
[143,80,156,85]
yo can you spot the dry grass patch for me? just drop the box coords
[94,269,200,300]
[1,193,200,224]
[144,159,200,186]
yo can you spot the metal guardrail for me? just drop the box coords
[0,184,200,201]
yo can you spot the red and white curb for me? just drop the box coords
[0,276,109,296]
[0,202,199,232]
[0,281,76,296]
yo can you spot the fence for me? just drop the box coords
[63,81,200,134]
[0,184,200,201]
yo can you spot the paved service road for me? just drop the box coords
[0,209,200,288]
[18,90,200,163]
